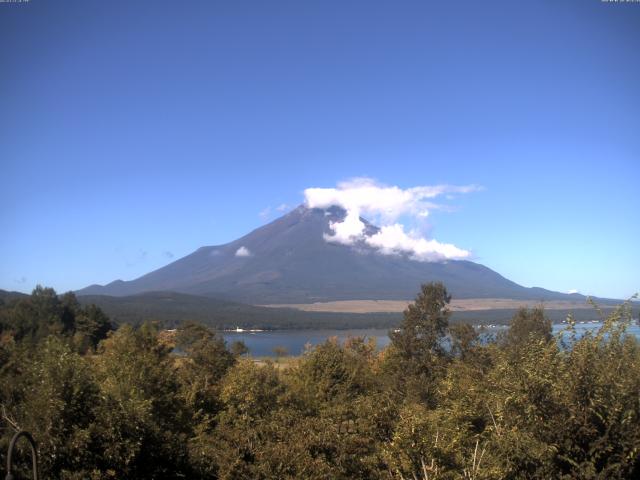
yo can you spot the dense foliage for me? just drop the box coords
[1,284,639,479]
[74,291,404,330]
[3,289,618,330]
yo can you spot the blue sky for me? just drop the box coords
[1,0,638,299]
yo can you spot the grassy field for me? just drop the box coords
[261,297,606,313]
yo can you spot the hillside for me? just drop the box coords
[0,289,28,304]
[77,206,590,304]
[77,291,402,330]
[78,291,623,328]
[1,288,621,329]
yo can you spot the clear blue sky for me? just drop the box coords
[1,0,638,299]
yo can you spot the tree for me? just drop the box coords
[175,321,235,386]
[4,286,66,342]
[175,321,236,421]
[91,323,192,478]
[449,323,478,361]
[504,306,552,348]
[74,303,113,352]
[230,340,249,357]
[8,336,100,478]
[202,360,286,478]
[385,282,452,403]
[390,282,451,360]
[291,338,371,406]
[0,287,112,350]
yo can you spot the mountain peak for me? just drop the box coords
[77,207,579,304]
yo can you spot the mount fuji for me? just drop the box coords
[77,206,582,305]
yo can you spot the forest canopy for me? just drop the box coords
[1,284,639,479]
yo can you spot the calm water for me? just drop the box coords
[222,321,640,357]
[222,328,392,357]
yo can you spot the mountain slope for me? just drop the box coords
[77,206,585,304]
[76,291,619,329]
[77,291,401,329]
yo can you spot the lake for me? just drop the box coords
[222,321,640,357]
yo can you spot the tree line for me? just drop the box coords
[1,283,638,479]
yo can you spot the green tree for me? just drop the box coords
[291,338,375,407]
[0,287,112,350]
[3,286,66,342]
[4,337,100,479]
[384,282,452,403]
[390,282,451,360]
[91,323,192,479]
[504,306,552,348]
[202,359,286,478]
[449,323,478,361]
[176,321,235,383]
[73,303,113,351]
[175,321,236,426]
[230,340,249,357]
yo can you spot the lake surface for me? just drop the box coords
[222,321,640,357]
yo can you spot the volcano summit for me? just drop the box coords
[78,206,583,305]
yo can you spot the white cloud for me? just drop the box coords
[260,203,290,220]
[568,289,579,294]
[235,246,251,257]
[304,178,480,261]
[259,207,271,219]
[305,177,480,223]
[324,208,366,243]
[366,224,471,261]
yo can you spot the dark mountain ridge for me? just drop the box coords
[0,288,625,330]
[76,290,402,330]
[77,205,589,304]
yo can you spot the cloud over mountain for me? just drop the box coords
[76,203,584,304]
[304,178,480,261]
